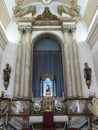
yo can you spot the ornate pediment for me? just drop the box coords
[13,1,80,25]
[36,7,58,20]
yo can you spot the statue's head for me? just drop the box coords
[6,63,9,68]
[84,62,88,68]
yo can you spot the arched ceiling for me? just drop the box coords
[4,0,89,19]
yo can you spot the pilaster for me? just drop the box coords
[71,26,83,97]
[62,25,73,97]
[23,27,32,98]
[14,28,23,97]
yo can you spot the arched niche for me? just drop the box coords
[31,33,65,98]
[41,73,55,97]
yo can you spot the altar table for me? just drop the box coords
[29,115,68,123]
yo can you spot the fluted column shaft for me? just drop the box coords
[23,29,32,98]
[71,27,83,97]
[63,26,73,97]
[14,29,23,97]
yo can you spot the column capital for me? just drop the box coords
[62,26,69,33]
[18,25,32,33]
[62,24,76,33]
[70,26,77,33]
[18,27,24,33]
[62,24,70,32]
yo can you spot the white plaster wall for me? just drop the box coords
[0,48,3,68]
[78,0,89,16]
[77,41,98,98]
[0,43,18,98]
[92,40,98,86]
[76,21,88,43]
[3,0,15,19]
[6,21,18,44]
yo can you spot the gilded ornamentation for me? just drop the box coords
[58,5,80,17]
[58,1,80,22]
[13,5,36,17]
[13,4,36,24]
[92,98,98,116]
[17,0,24,5]
[36,7,58,20]
[13,1,80,25]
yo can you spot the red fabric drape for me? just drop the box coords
[43,111,54,127]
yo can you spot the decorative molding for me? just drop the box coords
[35,20,62,25]
[18,24,62,31]
[32,28,62,31]
[86,15,98,49]
[13,2,80,26]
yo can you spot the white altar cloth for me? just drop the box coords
[29,115,68,123]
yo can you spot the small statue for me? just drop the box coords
[1,91,5,99]
[3,63,11,90]
[84,63,91,89]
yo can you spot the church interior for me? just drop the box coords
[0,0,98,130]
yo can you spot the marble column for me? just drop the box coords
[14,29,23,97]
[71,26,83,97]
[62,26,73,97]
[23,28,32,98]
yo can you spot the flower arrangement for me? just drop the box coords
[34,104,41,113]
[55,103,63,113]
